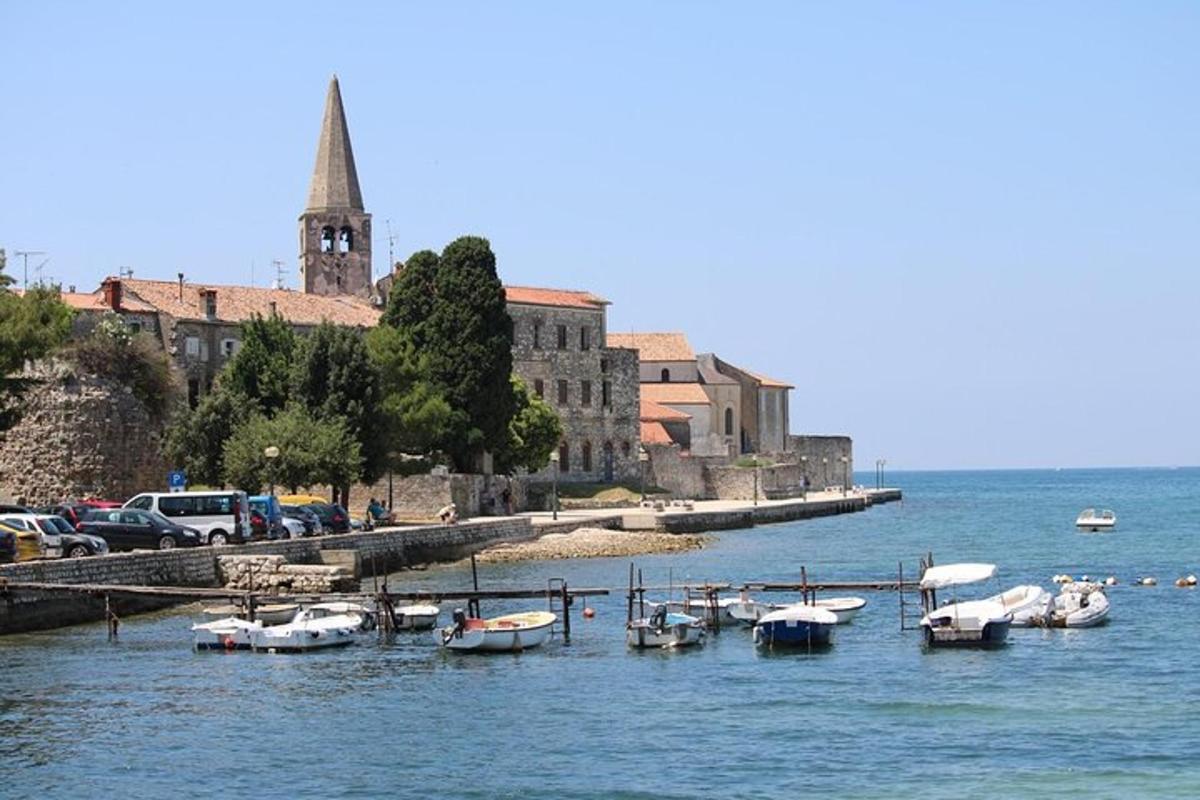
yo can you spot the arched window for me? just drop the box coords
[320,227,336,253]
[582,441,593,472]
[621,441,631,458]
[725,407,734,436]
[558,443,570,472]
[660,368,671,382]
[338,226,354,253]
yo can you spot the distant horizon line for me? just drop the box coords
[854,464,1199,474]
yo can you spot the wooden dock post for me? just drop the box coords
[560,581,571,644]
[468,553,481,618]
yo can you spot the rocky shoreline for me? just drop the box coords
[472,527,708,564]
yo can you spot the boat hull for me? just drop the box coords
[753,618,834,647]
[393,605,440,631]
[437,612,557,652]
[812,597,867,624]
[922,618,1011,648]
[192,618,262,651]
[250,627,357,653]
[627,614,706,648]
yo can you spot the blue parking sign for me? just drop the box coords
[169,470,187,492]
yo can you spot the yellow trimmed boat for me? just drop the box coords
[436,610,557,652]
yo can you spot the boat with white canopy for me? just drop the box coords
[919,563,1012,647]
[1076,509,1116,532]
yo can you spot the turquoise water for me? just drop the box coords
[3,468,1199,799]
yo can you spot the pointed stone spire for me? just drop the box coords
[306,75,364,211]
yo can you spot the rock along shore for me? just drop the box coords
[472,527,708,564]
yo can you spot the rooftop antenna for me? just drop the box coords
[118,265,134,279]
[33,258,51,286]
[386,219,397,275]
[14,250,45,290]
[272,259,287,290]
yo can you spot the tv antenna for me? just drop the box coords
[118,265,134,279]
[14,250,45,290]
[386,219,398,274]
[272,259,287,289]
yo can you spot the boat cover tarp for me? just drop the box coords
[920,563,997,590]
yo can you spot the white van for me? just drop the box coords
[123,491,252,545]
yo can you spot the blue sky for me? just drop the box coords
[3,2,1197,469]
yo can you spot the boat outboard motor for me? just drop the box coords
[649,604,668,632]
[451,608,467,636]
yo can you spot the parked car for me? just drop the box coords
[40,515,109,558]
[77,509,201,551]
[0,504,35,515]
[0,514,63,559]
[280,504,322,536]
[123,491,251,545]
[249,495,286,539]
[304,503,351,534]
[0,522,19,563]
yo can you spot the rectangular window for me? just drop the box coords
[581,380,592,407]
[129,321,142,334]
[600,358,608,374]
[533,322,541,350]
[580,327,591,351]
[582,442,592,472]
[534,379,544,398]
[185,336,200,356]
[558,443,570,472]
[221,339,240,358]
[557,379,568,405]
[557,324,567,350]
[602,380,611,408]
[199,340,210,363]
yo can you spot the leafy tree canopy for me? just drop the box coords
[0,281,74,430]
[380,249,439,336]
[365,324,452,467]
[223,312,296,415]
[495,376,562,475]
[222,403,361,494]
[164,386,252,487]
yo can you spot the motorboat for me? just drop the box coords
[753,604,838,647]
[192,616,262,651]
[201,602,299,625]
[393,604,440,631]
[1049,583,1110,628]
[1076,508,1116,532]
[668,591,778,627]
[436,610,557,652]
[249,603,372,653]
[627,606,706,649]
[811,596,867,624]
[984,585,1052,628]
[919,563,1012,647]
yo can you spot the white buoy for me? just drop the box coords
[1104,576,1117,586]
[1188,575,1198,586]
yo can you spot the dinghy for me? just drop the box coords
[753,604,838,647]
[249,603,372,653]
[919,563,1012,647]
[627,606,706,649]
[985,585,1052,628]
[811,596,867,624]
[436,610,557,652]
[1049,583,1110,628]
[393,604,440,631]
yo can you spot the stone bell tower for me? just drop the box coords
[299,75,372,298]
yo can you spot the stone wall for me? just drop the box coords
[705,462,805,501]
[301,473,530,519]
[0,361,171,504]
[643,444,728,499]
[775,435,854,490]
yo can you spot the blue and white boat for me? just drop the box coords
[627,606,705,649]
[752,604,838,647]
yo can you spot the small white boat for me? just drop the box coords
[753,604,838,647]
[1076,508,1116,532]
[1050,584,1110,628]
[985,585,1052,628]
[393,604,440,631]
[249,603,372,653]
[192,617,263,651]
[919,563,1012,647]
[664,597,740,626]
[201,603,300,625]
[811,596,867,624]
[436,610,557,652]
[627,607,706,649]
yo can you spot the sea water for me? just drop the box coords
[2,468,1199,799]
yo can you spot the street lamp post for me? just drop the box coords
[638,446,649,503]
[264,445,280,497]
[549,449,560,521]
[880,458,887,489]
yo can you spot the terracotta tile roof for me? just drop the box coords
[641,382,710,405]
[640,420,674,445]
[117,278,382,327]
[606,332,695,362]
[640,398,692,422]
[504,285,608,310]
[15,289,159,313]
[748,370,794,389]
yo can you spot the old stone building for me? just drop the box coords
[506,286,640,483]
[299,76,374,299]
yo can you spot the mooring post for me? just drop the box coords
[561,582,571,644]
[469,553,481,618]
[105,594,118,640]
[626,563,635,625]
[898,561,904,631]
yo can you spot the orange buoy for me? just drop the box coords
[582,607,596,619]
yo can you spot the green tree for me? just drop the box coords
[422,236,515,471]
[495,376,562,474]
[164,387,250,486]
[292,322,386,497]
[0,282,74,430]
[222,404,361,493]
[380,249,439,335]
[223,312,297,415]
[365,324,452,468]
